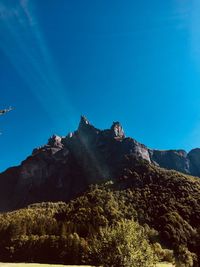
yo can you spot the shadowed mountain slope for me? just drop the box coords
[0,116,200,212]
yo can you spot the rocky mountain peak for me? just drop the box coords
[48,135,63,148]
[1,116,200,212]
[78,115,90,129]
[188,148,200,155]
[176,150,187,157]
[110,121,125,139]
[77,115,100,138]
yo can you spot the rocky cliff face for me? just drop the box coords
[149,148,200,176]
[188,148,200,176]
[0,116,200,212]
[149,149,190,174]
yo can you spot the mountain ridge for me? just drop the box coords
[1,115,200,212]
[30,116,200,177]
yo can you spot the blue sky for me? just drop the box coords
[1,0,200,172]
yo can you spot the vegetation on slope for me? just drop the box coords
[0,156,200,266]
[0,190,157,266]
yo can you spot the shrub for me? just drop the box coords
[88,219,156,267]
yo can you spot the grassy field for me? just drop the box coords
[0,264,93,267]
[0,264,68,267]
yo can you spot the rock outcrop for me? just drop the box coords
[149,149,190,174]
[0,116,200,212]
[188,148,200,176]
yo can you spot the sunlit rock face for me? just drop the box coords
[47,135,63,148]
[111,122,125,139]
[1,115,200,212]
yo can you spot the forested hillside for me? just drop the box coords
[0,156,199,266]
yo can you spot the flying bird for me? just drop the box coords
[0,106,13,115]
[0,107,14,135]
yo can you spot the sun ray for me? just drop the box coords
[0,0,77,129]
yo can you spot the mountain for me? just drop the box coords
[1,116,200,265]
[0,115,200,212]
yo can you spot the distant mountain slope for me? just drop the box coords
[0,116,200,212]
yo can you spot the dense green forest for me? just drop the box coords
[0,156,200,266]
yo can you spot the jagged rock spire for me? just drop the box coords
[111,121,125,139]
[48,135,63,148]
[78,115,91,131]
[80,115,90,125]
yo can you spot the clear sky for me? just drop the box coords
[1,0,200,172]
